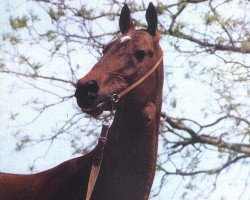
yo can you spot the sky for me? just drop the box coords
[0,0,249,200]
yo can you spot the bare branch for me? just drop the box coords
[171,31,250,54]
[1,70,76,87]
[162,113,250,156]
[186,0,208,3]
[158,155,248,176]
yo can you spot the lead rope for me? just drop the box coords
[85,119,110,200]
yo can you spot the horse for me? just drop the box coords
[0,3,163,200]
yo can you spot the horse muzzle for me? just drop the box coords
[75,79,114,117]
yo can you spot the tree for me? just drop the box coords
[1,0,249,199]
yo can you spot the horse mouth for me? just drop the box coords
[81,101,113,117]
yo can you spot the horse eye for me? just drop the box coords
[133,50,146,62]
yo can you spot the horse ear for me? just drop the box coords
[119,4,134,34]
[146,2,158,36]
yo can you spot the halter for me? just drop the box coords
[85,55,163,200]
[111,55,164,103]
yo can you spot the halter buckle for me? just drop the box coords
[111,94,119,103]
[102,119,110,126]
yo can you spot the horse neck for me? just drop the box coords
[94,62,163,199]
[111,65,163,140]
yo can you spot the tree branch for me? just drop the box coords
[158,155,249,176]
[186,0,208,3]
[161,113,250,156]
[1,70,76,87]
[171,31,250,54]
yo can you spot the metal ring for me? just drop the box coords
[112,94,119,103]
[99,136,107,141]
[102,119,110,126]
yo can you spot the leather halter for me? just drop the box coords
[85,55,163,200]
[111,54,164,103]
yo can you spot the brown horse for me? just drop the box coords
[0,3,163,200]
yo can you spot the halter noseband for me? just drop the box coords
[111,55,163,103]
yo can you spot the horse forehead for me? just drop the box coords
[133,32,152,43]
[120,31,151,44]
[132,32,153,48]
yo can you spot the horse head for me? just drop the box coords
[75,3,162,117]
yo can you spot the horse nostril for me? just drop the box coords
[87,92,97,100]
[86,80,99,92]
[75,79,99,107]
